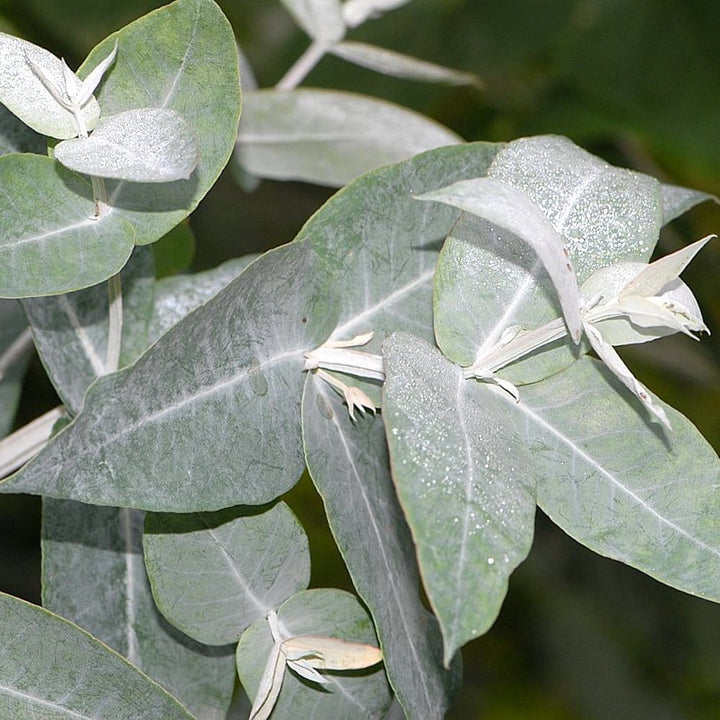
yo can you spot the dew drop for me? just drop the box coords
[316,393,334,419]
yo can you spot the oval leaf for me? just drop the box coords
[235,88,462,187]
[278,0,345,42]
[0,592,195,719]
[144,503,311,645]
[0,31,100,139]
[80,0,241,245]
[55,108,199,182]
[522,356,720,602]
[0,154,136,298]
[383,332,537,663]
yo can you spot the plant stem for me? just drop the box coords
[106,273,123,374]
[0,406,65,479]
[276,40,327,90]
[0,328,34,382]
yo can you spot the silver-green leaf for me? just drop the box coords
[42,500,236,720]
[383,332,536,664]
[144,502,311,645]
[302,374,459,718]
[235,88,462,187]
[55,109,199,183]
[0,591,196,719]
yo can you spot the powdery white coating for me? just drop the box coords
[383,332,535,661]
[54,108,200,182]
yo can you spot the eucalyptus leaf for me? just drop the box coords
[55,108,200,182]
[80,0,241,245]
[330,41,481,87]
[2,241,340,510]
[0,104,45,155]
[0,154,136,298]
[236,589,392,720]
[0,301,31,438]
[235,88,463,187]
[1,143,499,510]
[661,182,716,224]
[0,31,100,139]
[278,0,345,43]
[22,246,155,414]
[148,255,258,345]
[42,500,235,720]
[341,0,413,27]
[382,332,536,664]
[0,591,196,719]
[433,135,663,383]
[521,357,720,602]
[302,374,460,718]
[144,502,311,645]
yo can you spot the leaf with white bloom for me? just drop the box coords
[330,41,482,87]
[342,0,413,27]
[236,88,462,187]
[661,182,716,224]
[417,177,582,343]
[619,235,714,299]
[279,0,345,43]
[0,32,101,138]
[77,40,118,106]
[249,640,285,720]
[285,658,329,685]
[55,108,199,182]
[583,321,670,430]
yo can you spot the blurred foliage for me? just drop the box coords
[0,0,718,717]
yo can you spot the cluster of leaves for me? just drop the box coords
[0,1,718,719]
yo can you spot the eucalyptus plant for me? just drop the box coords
[0,0,718,719]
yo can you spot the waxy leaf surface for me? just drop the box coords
[2,143,498,510]
[144,503,310,645]
[521,357,720,602]
[383,333,536,663]
[0,592,195,719]
[434,135,662,383]
[42,500,235,720]
[0,32,100,139]
[236,88,462,187]
[0,104,45,156]
[302,374,459,718]
[23,247,155,414]
[0,154,136,298]
[55,109,200,182]
[2,241,339,510]
[80,0,241,245]
[236,589,392,720]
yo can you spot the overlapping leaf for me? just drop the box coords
[2,241,340,510]
[144,503,311,645]
[55,109,200,182]
[79,0,241,245]
[236,589,392,720]
[1,142,498,511]
[520,357,720,601]
[0,104,45,156]
[22,247,154,414]
[236,88,462,187]
[302,374,459,718]
[383,333,537,663]
[0,154,136,298]
[279,0,345,43]
[42,500,235,720]
[433,135,663,383]
[0,592,195,719]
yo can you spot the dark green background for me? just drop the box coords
[1,1,719,717]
